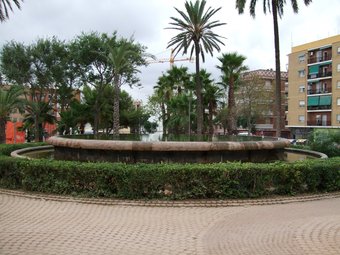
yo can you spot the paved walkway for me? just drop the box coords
[1,190,340,255]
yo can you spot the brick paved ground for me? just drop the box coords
[0,190,339,255]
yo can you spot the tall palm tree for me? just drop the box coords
[167,0,226,136]
[204,85,223,135]
[153,76,172,136]
[236,0,312,137]
[107,42,138,136]
[153,66,191,136]
[106,39,151,137]
[0,0,23,22]
[217,52,248,135]
[165,66,190,95]
[0,85,23,143]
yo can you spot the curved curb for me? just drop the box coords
[284,147,328,159]
[10,145,54,159]
[1,188,339,208]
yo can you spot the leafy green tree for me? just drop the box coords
[217,52,248,134]
[236,72,272,134]
[167,0,225,136]
[0,41,31,85]
[236,0,312,137]
[309,129,340,158]
[0,0,23,22]
[215,106,228,135]
[0,85,23,143]
[1,38,65,141]
[54,42,83,114]
[70,32,148,135]
[70,32,118,134]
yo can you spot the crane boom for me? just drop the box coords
[147,49,193,68]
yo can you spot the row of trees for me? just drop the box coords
[167,0,312,137]
[0,32,155,143]
[148,60,271,136]
[0,0,312,141]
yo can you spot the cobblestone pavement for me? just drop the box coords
[0,190,340,255]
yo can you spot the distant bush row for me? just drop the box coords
[0,143,339,199]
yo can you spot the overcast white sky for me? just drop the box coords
[1,0,340,103]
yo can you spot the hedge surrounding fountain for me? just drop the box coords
[0,143,339,199]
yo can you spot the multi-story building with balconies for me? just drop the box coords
[287,35,340,138]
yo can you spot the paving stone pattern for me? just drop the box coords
[0,190,340,255]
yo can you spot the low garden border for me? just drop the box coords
[1,143,339,199]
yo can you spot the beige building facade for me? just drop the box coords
[287,35,340,138]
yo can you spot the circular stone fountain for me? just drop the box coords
[47,136,291,163]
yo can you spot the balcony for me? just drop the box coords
[307,89,330,95]
[307,120,331,126]
[307,105,331,111]
[308,54,332,64]
[308,71,332,80]
[307,94,332,111]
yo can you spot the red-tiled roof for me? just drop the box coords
[242,69,288,80]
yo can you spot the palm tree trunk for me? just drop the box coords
[34,115,40,142]
[195,42,203,137]
[93,98,99,136]
[113,75,120,137]
[228,77,236,135]
[208,104,214,135]
[161,102,167,136]
[0,118,7,144]
[272,0,282,137]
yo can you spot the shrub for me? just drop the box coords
[309,129,340,158]
[0,143,339,199]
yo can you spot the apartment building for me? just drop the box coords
[287,35,340,138]
[238,69,289,137]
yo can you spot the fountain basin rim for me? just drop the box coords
[10,146,326,161]
[47,136,291,151]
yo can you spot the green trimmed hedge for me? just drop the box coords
[0,143,339,199]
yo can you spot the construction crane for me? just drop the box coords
[147,49,194,68]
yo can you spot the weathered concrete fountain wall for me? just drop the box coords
[47,136,291,163]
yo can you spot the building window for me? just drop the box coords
[264,80,271,90]
[337,64,340,72]
[299,100,305,107]
[298,115,305,122]
[298,54,305,63]
[337,114,340,123]
[298,70,305,78]
[299,85,305,93]
[337,81,340,89]
[337,98,340,106]
[338,47,340,54]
